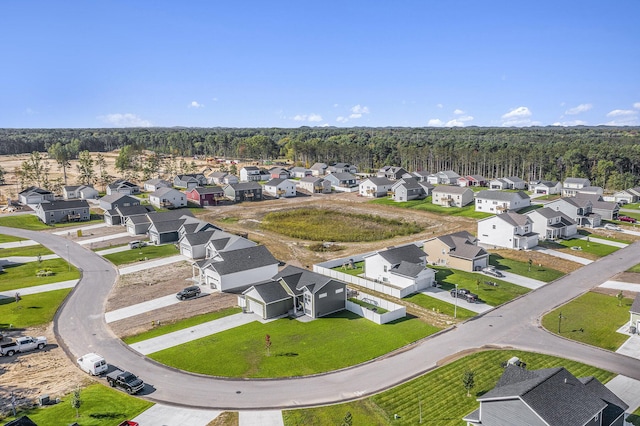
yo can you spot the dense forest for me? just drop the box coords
[1,126,639,190]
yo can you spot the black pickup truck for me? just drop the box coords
[106,369,144,394]
[450,288,478,303]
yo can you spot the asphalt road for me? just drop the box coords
[3,225,640,410]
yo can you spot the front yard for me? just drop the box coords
[404,292,477,320]
[489,254,564,282]
[0,289,72,329]
[0,258,80,292]
[149,311,439,378]
[102,243,180,266]
[540,237,620,257]
[0,244,54,258]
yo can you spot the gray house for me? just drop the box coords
[34,200,90,225]
[391,177,426,202]
[105,204,154,226]
[106,179,140,196]
[630,294,640,334]
[223,182,263,202]
[173,174,207,189]
[464,364,628,426]
[18,186,55,205]
[99,193,140,211]
[147,210,195,244]
[324,172,358,188]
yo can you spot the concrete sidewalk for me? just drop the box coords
[132,403,221,426]
[0,240,39,249]
[420,287,493,314]
[131,312,259,355]
[617,335,640,359]
[239,410,284,426]
[606,375,640,413]
[575,234,628,248]
[77,232,131,246]
[498,271,546,289]
[119,254,188,275]
[1,254,59,263]
[105,294,182,323]
[532,246,593,265]
[96,245,131,255]
[0,279,79,298]
[52,223,108,235]
[600,280,640,292]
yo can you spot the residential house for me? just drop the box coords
[223,182,263,202]
[240,166,262,182]
[409,170,431,182]
[431,186,474,207]
[362,244,435,293]
[222,174,239,185]
[34,200,90,225]
[546,197,602,227]
[427,170,461,185]
[193,245,279,292]
[526,207,578,240]
[477,212,539,250]
[630,294,640,334]
[18,186,55,205]
[179,228,249,260]
[98,193,140,211]
[297,176,332,194]
[240,279,295,320]
[143,178,172,192]
[125,214,153,235]
[268,167,291,179]
[458,174,487,187]
[463,364,628,426]
[529,180,562,195]
[324,172,358,189]
[250,265,346,319]
[613,187,640,205]
[391,178,427,202]
[205,171,229,185]
[106,179,140,196]
[62,185,99,200]
[562,177,591,197]
[288,167,311,178]
[377,166,409,180]
[309,162,328,176]
[423,231,489,271]
[105,204,154,227]
[146,210,195,244]
[577,186,604,196]
[489,176,526,190]
[475,190,531,213]
[359,177,394,198]
[264,179,297,198]
[149,187,186,209]
[328,163,358,174]
[573,193,619,220]
[173,174,207,189]
[185,186,225,206]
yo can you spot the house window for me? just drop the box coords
[335,288,343,294]
[492,225,496,229]
[383,265,387,272]
[319,293,327,298]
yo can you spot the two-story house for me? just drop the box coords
[477,212,539,250]
[106,179,140,196]
[359,177,394,198]
[377,166,409,180]
[562,177,591,197]
[263,179,297,198]
[427,170,461,185]
[475,190,531,213]
[546,197,601,227]
[390,177,428,202]
[149,187,186,209]
[324,172,358,190]
[185,186,225,206]
[297,176,332,194]
[240,166,262,182]
[526,207,578,240]
[423,231,489,271]
[34,200,91,225]
[432,186,474,207]
[223,182,263,202]
[362,244,435,293]
[309,162,328,176]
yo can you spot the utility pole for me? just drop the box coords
[558,312,565,333]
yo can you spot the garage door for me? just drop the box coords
[181,247,192,258]
[247,298,264,318]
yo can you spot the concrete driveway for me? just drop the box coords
[420,287,493,313]
[119,254,188,275]
[606,375,640,413]
[131,403,221,426]
[239,410,284,426]
[599,280,640,292]
[51,223,108,235]
[532,246,593,265]
[0,240,39,249]
[496,271,546,289]
[0,279,78,298]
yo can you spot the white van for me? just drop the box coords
[77,353,108,375]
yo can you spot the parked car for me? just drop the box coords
[450,288,478,303]
[106,369,145,394]
[129,240,146,249]
[618,216,637,223]
[176,285,202,300]
[0,336,47,357]
[482,266,504,278]
[77,353,108,375]
[118,421,139,426]
[604,223,622,231]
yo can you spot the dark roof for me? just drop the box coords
[4,416,38,426]
[37,199,89,211]
[227,182,262,191]
[328,172,356,181]
[476,190,529,201]
[190,186,223,195]
[108,179,138,189]
[19,186,52,195]
[435,231,488,260]
[392,261,426,278]
[274,265,343,295]
[116,205,155,217]
[265,178,290,186]
[432,185,471,195]
[300,176,324,183]
[99,193,138,204]
[245,280,291,303]
[363,177,393,186]
[147,210,194,225]
[376,244,425,265]
[182,230,217,246]
[631,294,640,314]
[151,187,180,197]
[207,245,277,275]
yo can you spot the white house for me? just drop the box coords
[310,162,328,176]
[526,207,578,240]
[240,166,262,182]
[427,170,460,185]
[149,187,187,209]
[475,190,531,213]
[297,176,332,194]
[477,212,539,250]
[545,197,601,227]
[432,186,474,207]
[489,176,526,190]
[263,178,297,198]
[143,178,172,192]
[18,186,55,205]
[614,187,640,204]
[562,177,590,197]
[62,185,99,200]
[529,180,562,195]
[359,177,394,198]
[363,244,435,293]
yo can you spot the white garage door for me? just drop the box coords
[247,299,264,318]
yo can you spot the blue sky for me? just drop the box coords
[2,1,639,128]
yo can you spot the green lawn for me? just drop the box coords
[404,292,476,320]
[0,234,26,243]
[0,215,51,230]
[332,261,364,276]
[2,383,152,426]
[123,307,242,344]
[150,311,439,378]
[578,229,630,244]
[0,289,71,329]
[283,349,615,426]
[489,254,564,282]
[102,244,180,266]
[541,291,633,351]
[370,197,492,219]
[0,244,54,258]
[434,267,530,307]
[627,263,640,273]
[0,258,80,292]
[553,237,620,257]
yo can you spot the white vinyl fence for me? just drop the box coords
[346,292,406,324]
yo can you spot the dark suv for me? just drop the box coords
[176,286,201,300]
[450,288,478,303]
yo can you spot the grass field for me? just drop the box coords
[628,263,640,273]
[434,267,530,307]
[260,208,423,242]
[0,289,71,329]
[489,254,564,282]
[541,291,633,351]
[283,349,615,426]
[0,215,51,230]
[150,311,439,378]
[404,292,476,320]
[1,384,152,426]
[0,234,26,243]
[123,307,242,344]
[369,197,493,219]
[332,261,364,276]
[554,237,620,257]
[0,244,54,258]
[0,258,80,292]
[102,244,179,266]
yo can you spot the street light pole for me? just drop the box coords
[558,311,564,333]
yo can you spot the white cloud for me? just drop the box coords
[436,103,443,109]
[99,113,152,127]
[351,104,370,115]
[293,113,323,122]
[212,97,218,102]
[604,108,639,125]
[552,120,588,126]
[453,109,465,115]
[634,102,640,109]
[189,101,204,108]
[445,119,465,127]
[336,116,348,123]
[607,109,636,117]
[502,106,532,119]
[427,118,444,126]
[565,103,592,115]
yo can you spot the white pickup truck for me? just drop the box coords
[0,336,47,356]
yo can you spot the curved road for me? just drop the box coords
[3,225,640,410]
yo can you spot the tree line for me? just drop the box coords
[0,126,639,190]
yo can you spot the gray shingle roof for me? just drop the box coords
[631,294,640,314]
[38,200,89,211]
[99,193,138,204]
[432,186,471,195]
[275,265,341,295]
[191,186,223,195]
[207,245,278,275]
[391,261,425,278]
[476,190,529,201]
[436,231,488,260]
[376,244,425,265]
[227,182,262,191]
[496,212,531,227]
[245,280,291,304]
[363,177,393,186]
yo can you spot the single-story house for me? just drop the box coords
[391,177,427,202]
[526,207,578,240]
[18,186,55,205]
[143,178,172,192]
[263,178,297,198]
[477,212,539,250]
[223,182,263,202]
[324,172,358,189]
[62,185,99,200]
[223,174,239,184]
[328,163,358,174]
[423,231,489,272]
[614,187,640,205]
[427,170,460,185]
[409,170,431,182]
[173,174,207,189]
[475,190,531,213]
[185,186,225,206]
[149,187,186,209]
[288,167,311,178]
[363,244,435,293]
[105,204,154,226]
[529,180,562,195]
[489,176,526,190]
[99,193,140,211]
[297,176,332,194]
[34,200,90,225]
[267,167,291,179]
[463,364,628,426]
[206,171,230,185]
[577,186,604,196]
[106,179,140,196]
[431,186,474,207]
[359,177,394,198]
[310,162,328,176]
[377,166,409,180]
[458,174,486,187]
